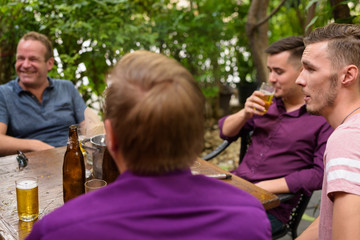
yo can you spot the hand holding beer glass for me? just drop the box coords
[16,177,39,222]
[257,82,275,113]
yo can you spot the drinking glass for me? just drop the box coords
[73,124,92,179]
[85,179,107,193]
[16,177,39,222]
[259,82,275,112]
[74,124,87,157]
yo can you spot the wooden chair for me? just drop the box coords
[202,131,313,239]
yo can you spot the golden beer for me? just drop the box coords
[16,177,39,222]
[260,93,274,112]
[258,82,275,113]
[18,220,35,239]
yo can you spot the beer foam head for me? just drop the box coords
[17,179,37,189]
[261,89,274,95]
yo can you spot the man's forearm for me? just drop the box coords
[0,135,54,156]
[284,163,324,195]
[255,177,290,193]
[296,217,319,240]
[333,192,360,239]
[222,109,248,137]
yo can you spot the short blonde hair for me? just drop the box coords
[105,50,205,175]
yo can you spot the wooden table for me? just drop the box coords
[0,147,279,240]
[0,147,66,240]
[195,158,279,209]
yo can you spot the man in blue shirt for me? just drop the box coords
[0,32,86,156]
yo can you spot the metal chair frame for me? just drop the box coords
[202,131,313,239]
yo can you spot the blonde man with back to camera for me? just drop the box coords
[26,50,271,240]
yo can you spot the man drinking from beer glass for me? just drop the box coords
[218,36,333,235]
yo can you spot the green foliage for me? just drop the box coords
[1,0,360,114]
[0,1,40,83]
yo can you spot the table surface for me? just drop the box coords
[0,147,279,240]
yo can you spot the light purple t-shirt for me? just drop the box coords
[219,97,333,223]
[319,113,360,239]
[26,169,271,240]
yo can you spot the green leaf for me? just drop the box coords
[306,16,319,32]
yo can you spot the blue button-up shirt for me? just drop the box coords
[0,77,87,147]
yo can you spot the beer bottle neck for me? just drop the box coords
[67,125,80,148]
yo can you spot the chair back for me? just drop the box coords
[202,131,314,239]
[273,193,312,239]
[239,130,252,164]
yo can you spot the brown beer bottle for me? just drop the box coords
[63,125,85,202]
[102,147,119,184]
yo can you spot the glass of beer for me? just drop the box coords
[16,177,39,222]
[74,124,87,157]
[259,82,275,112]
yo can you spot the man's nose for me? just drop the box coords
[22,59,31,68]
[296,72,305,86]
[268,72,276,83]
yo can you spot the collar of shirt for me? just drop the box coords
[267,97,307,118]
[13,77,54,95]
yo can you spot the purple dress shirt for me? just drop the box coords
[26,169,271,240]
[219,97,333,223]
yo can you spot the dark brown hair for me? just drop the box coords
[104,50,205,175]
[266,36,305,67]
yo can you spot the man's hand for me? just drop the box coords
[222,90,268,137]
[243,90,268,118]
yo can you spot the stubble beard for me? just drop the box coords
[306,73,338,116]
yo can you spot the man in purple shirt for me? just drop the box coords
[219,36,333,235]
[27,50,271,240]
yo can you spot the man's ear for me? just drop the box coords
[104,119,127,173]
[104,119,117,154]
[47,57,54,71]
[341,65,359,86]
